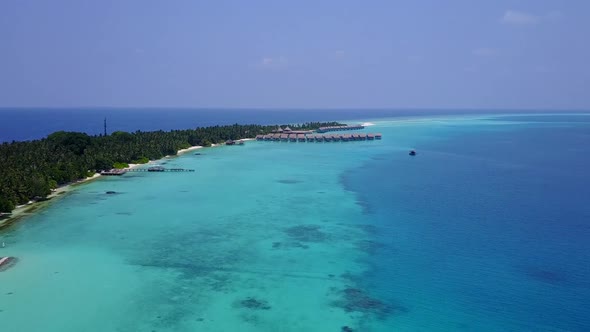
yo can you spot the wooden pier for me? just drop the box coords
[255,133,381,142]
[100,166,195,176]
[127,166,195,172]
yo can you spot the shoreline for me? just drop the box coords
[0,140,252,230]
[176,145,203,155]
[0,173,102,229]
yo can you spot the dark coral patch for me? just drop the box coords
[292,242,310,249]
[285,225,327,242]
[355,240,385,255]
[235,297,271,310]
[332,287,406,319]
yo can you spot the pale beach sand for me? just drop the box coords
[176,145,203,155]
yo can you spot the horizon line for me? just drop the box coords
[1,106,589,112]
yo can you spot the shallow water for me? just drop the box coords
[1,114,589,331]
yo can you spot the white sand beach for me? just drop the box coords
[177,145,203,155]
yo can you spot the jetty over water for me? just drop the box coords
[100,166,195,176]
[255,133,381,142]
[127,167,195,172]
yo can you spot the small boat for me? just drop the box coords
[0,256,17,271]
[409,150,417,156]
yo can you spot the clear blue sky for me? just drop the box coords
[1,0,588,109]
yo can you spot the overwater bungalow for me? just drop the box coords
[256,135,264,141]
[226,140,236,145]
[256,132,383,144]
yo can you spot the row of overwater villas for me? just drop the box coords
[255,133,382,142]
[316,124,365,133]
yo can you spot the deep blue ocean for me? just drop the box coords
[343,114,590,330]
[1,109,589,331]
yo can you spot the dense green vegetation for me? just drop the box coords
[0,122,341,213]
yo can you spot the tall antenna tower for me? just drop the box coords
[104,117,107,136]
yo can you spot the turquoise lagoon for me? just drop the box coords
[1,114,590,331]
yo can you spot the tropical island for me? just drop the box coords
[0,121,342,214]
